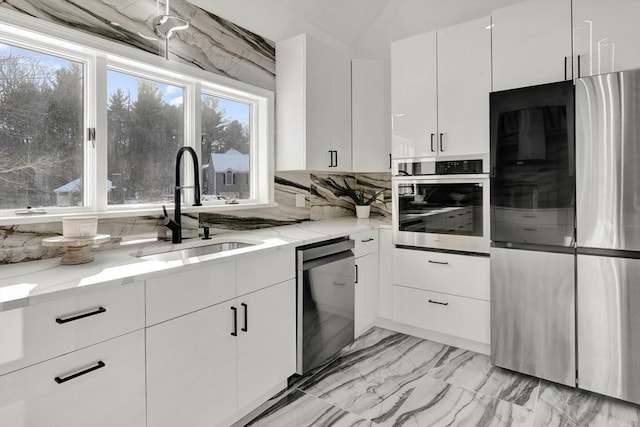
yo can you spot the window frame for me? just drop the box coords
[0,12,274,224]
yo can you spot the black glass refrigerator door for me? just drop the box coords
[490,81,575,246]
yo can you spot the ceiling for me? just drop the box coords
[188,0,519,58]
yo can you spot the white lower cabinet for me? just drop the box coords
[355,252,378,337]
[0,330,146,427]
[146,279,296,427]
[146,301,237,427]
[392,247,490,344]
[393,286,490,344]
[237,280,296,409]
[352,230,380,337]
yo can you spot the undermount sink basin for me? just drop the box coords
[137,242,255,262]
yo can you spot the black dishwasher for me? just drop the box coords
[296,237,355,375]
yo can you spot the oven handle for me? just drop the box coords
[392,174,489,182]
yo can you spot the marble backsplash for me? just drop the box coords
[0,172,391,264]
[0,0,276,90]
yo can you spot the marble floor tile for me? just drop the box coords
[381,377,533,427]
[428,347,541,411]
[532,381,640,427]
[238,389,374,427]
[298,327,449,423]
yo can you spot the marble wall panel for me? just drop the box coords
[0,0,275,90]
[0,172,390,264]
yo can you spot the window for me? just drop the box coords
[224,170,234,186]
[0,43,85,209]
[0,19,273,220]
[201,93,251,200]
[107,70,184,205]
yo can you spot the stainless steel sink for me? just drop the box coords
[137,242,255,262]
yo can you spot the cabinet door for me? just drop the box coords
[391,31,437,158]
[573,0,640,77]
[437,16,491,156]
[237,280,296,409]
[355,252,378,337]
[306,36,352,171]
[146,303,237,427]
[492,0,572,91]
[352,59,391,172]
[0,331,145,427]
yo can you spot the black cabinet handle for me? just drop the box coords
[428,299,449,306]
[241,303,248,332]
[334,150,338,168]
[361,238,374,243]
[231,306,237,336]
[564,56,568,80]
[439,133,444,152]
[56,307,106,324]
[328,151,333,168]
[430,133,435,152]
[355,264,359,284]
[55,361,105,384]
[577,54,581,78]
[389,153,392,169]
[428,260,449,265]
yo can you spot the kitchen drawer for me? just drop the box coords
[0,282,144,375]
[236,246,295,296]
[352,229,378,258]
[0,330,146,427]
[146,261,236,326]
[392,247,489,300]
[392,285,490,344]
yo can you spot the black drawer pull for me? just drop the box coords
[231,306,238,336]
[361,238,374,243]
[523,228,537,231]
[56,307,106,324]
[355,264,359,284]
[428,260,449,265]
[428,299,449,306]
[241,303,248,332]
[430,133,435,152]
[55,361,105,384]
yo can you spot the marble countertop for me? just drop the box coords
[0,218,390,311]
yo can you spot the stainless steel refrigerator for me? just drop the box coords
[489,80,577,387]
[575,68,640,405]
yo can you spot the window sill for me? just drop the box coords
[0,203,279,226]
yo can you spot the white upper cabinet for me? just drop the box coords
[276,34,352,171]
[492,0,572,91]
[352,59,392,172]
[437,16,492,157]
[391,31,437,159]
[572,0,640,77]
[391,17,491,159]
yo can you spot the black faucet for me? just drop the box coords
[163,146,202,244]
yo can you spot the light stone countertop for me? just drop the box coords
[0,218,391,311]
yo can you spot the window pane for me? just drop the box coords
[201,94,251,200]
[107,70,184,205]
[0,44,84,209]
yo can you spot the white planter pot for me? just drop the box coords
[355,205,371,219]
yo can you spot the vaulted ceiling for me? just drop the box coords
[189,0,518,58]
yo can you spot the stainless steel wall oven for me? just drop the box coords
[392,156,490,254]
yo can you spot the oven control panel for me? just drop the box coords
[435,159,483,175]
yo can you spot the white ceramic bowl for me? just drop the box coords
[63,216,98,238]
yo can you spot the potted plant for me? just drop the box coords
[337,180,385,219]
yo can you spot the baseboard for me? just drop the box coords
[223,379,288,427]
[374,317,491,356]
